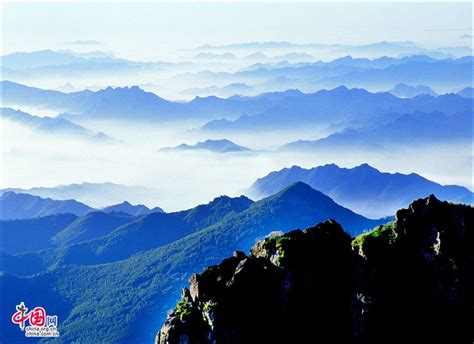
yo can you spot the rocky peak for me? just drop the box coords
[156,195,473,344]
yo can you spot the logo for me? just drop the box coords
[11,302,60,337]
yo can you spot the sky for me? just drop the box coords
[2,2,472,60]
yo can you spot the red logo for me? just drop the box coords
[11,302,57,334]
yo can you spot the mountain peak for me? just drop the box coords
[276,181,321,199]
[101,201,154,216]
[354,163,379,172]
[207,194,253,208]
[331,85,350,92]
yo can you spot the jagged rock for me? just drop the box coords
[156,196,473,344]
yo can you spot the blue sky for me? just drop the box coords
[2,2,472,60]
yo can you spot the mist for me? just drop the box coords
[2,114,471,215]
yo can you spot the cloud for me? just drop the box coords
[460,34,473,39]
[63,40,104,46]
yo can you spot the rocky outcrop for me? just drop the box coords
[156,196,473,344]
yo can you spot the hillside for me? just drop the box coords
[2,195,255,276]
[0,214,78,254]
[51,211,135,246]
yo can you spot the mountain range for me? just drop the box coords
[0,192,94,220]
[1,50,88,69]
[249,163,473,217]
[2,195,255,275]
[196,41,471,57]
[1,182,161,208]
[1,42,473,344]
[2,80,471,128]
[320,58,473,90]
[176,55,471,95]
[0,183,387,343]
[1,49,196,80]
[0,192,163,220]
[201,87,472,132]
[0,80,266,121]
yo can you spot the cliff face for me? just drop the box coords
[156,195,473,344]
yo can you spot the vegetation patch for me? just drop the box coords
[352,222,397,252]
[175,300,193,321]
[265,235,290,266]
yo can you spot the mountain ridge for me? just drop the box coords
[0,192,94,220]
[250,163,473,217]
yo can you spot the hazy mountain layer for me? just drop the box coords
[250,163,473,217]
[161,139,251,153]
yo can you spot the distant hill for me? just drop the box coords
[388,83,437,98]
[282,110,472,151]
[457,86,474,98]
[1,182,161,209]
[321,59,473,90]
[101,201,163,216]
[0,183,386,343]
[1,49,86,69]
[0,49,192,81]
[160,139,251,153]
[195,41,466,56]
[179,55,470,96]
[249,163,473,217]
[0,214,78,254]
[242,52,268,61]
[193,52,236,60]
[0,81,179,120]
[1,107,110,140]
[0,192,94,220]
